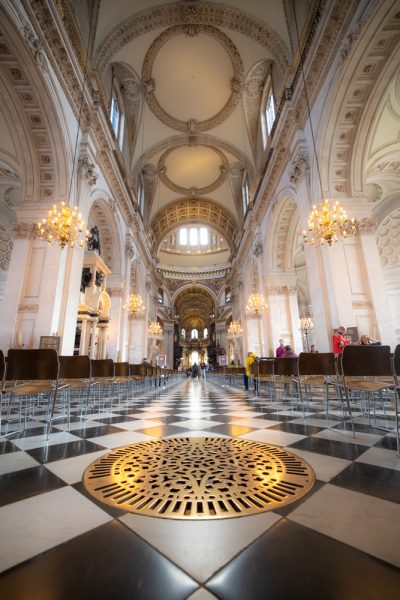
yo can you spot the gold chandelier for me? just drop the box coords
[246,292,267,314]
[123,293,146,314]
[38,202,89,249]
[303,200,357,247]
[227,321,242,336]
[148,321,163,337]
[299,317,313,331]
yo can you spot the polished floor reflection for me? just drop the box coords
[1,379,400,599]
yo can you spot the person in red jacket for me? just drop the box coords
[332,326,350,354]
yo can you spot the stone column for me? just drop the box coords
[163,320,175,369]
[89,318,98,359]
[79,315,90,355]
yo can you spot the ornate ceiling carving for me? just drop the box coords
[158,144,229,196]
[142,24,243,133]
[174,285,215,330]
[149,197,238,252]
[95,2,289,75]
[132,133,254,183]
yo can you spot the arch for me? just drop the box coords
[265,193,300,272]
[95,1,289,75]
[88,195,124,275]
[150,197,238,253]
[242,59,272,161]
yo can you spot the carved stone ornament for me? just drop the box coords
[107,287,124,297]
[22,22,47,71]
[266,285,297,296]
[78,156,98,186]
[125,233,136,260]
[18,304,39,313]
[358,217,377,234]
[289,153,309,184]
[13,222,39,240]
[253,241,263,257]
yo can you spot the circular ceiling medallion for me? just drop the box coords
[142,25,243,133]
[83,437,315,519]
[158,145,229,195]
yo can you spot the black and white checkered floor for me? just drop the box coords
[1,378,399,599]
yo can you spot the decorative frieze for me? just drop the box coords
[13,222,39,240]
[18,303,39,313]
[107,288,123,297]
[265,285,297,296]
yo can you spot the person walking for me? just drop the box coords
[200,361,207,378]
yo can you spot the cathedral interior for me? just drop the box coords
[0,1,399,598]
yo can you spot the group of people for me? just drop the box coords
[333,326,380,354]
[187,362,208,379]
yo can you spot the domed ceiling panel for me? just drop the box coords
[142,25,243,132]
[159,145,228,195]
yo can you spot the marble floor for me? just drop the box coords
[0,377,399,599]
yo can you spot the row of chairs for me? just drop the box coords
[0,349,181,437]
[211,346,400,453]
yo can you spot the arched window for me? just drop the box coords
[181,328,186,338]
[242,172,250,216]
[110,92,125,149]
[137,176,144,217]
[191,329,198,340]
[203,328,208,339]
[261,76,275,149]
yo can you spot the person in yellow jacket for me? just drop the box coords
[244,352,258,391]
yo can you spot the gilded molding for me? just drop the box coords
[13,222,39,240]
[18,303,39,313]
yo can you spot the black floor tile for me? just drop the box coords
[374,436,398,451]
[150,415,193,424]
[95,415,137,424]
[268,422,325,435]
[330,461,400,504]
[26,439,106,463]
[72,481,127,518]
[0,465,66,506]
[333,421,387,435]
[0,521,198,600]
[0,440,18,454]
[290,436,369,460]
[70,425,125,439]
[206,519,400,600]
[273,480,326,517]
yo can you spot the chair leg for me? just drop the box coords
[343,385,355,437]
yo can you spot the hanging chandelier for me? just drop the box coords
[37,202,89,249]
[246,292,267,314]
[123,293,146,314]
[227,321,242,336]
[303,200,357,247]
[148,321,163,337]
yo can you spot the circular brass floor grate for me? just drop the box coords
[83,437,315,519]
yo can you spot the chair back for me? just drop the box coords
[274,357,298,376]
[114,362,129,377]
[6,349,59,381]
[258,359,274,376]
[341,345,392,377]
[0,350,5,383]
[393,344,400,376]
[59,355,91,379]
[249,362,258,376]
[298,352,336,376]
[91,359,114,378]
[130,364,145,377]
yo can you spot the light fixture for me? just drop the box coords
[293,8,357,247]
[246,266,267,315]
[298,317,314,352]
[302,200,357,246]
[123,293,146,314]
[36,4,97,249]
[38,203,88,249]
[227,321,242,336]
[148,321,163,337]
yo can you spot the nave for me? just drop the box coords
[0,377,399,599]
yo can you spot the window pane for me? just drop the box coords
[189,227,198,246]
[118,113,125,148]
[179,228,187,245]
[110,96,120,135]
[266,92,275,134]
[200,227,208,245]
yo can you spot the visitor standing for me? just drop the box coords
[244,351,257,391]
[276,339,285,357]
[332,326,350,354]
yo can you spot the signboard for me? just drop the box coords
[218,355,228,367]
[157,355,167,367]
[39,336,61,352]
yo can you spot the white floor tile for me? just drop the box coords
[176,412,219,419]
[109,419,163,431]
[0,487,112,572]
[288,484,400,567]
[171,419,223,430]
[240,429,306,446]
[313,429,383,446]
[0,451,39,476]
[229,418,282,428]
[89,431,155,448]
[356,446,400,472]
[45,450,109,484]
[223,411,268,418]
[12,432,82,451]
[187,589,218,600]
[120,511,281,582]
[282,446,350,482]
